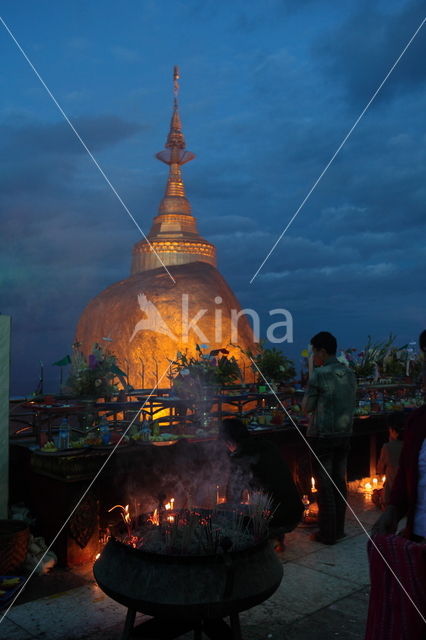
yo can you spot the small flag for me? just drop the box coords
[52,355,71,367]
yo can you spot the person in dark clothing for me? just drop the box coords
[373,329,426,540]
[372,405,426,540]
[302,331,357,545]
[365,331,426,640]
[220,418,304,550]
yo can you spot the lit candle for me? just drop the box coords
[311,477,317,493]
[372,478,378,486]
[165,497,175,511]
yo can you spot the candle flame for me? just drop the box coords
[148,508,159,526]
[311,477,317,493]
[108,503,132,526]
[123,504,131,524]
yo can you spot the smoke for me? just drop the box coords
[105,439,243,518]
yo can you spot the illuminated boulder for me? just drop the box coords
[76,261,254,388]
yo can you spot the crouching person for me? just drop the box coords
[219,418,304,551]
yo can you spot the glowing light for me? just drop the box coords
[372,478,378,486]
[311,477,317,493]
[216,485,226,504]
[123,505,131,524]
[148,508,160,526]
[108,503,132,539]
[95,553,100,560]
[108,503,126,513]
[165,498,175,511]
[108,503,131,526]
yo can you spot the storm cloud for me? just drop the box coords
[1,0,425,394]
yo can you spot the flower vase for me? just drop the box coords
[193,386,218,429]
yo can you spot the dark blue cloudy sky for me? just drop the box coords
[1,0,425,395]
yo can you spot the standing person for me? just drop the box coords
[302,331,357,545]
[372,329,426,540]
[365,330,426,640]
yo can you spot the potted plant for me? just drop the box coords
[169,345,242,426]
[244,344,295,388]
[382,345,409,379]
[64,343,126,430]
[65,343,125,400]
[345,335,397,381]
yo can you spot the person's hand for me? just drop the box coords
[371,505,400,536]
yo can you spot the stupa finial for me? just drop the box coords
[173,65,180,101]
[156,66,195,165]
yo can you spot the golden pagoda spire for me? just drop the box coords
[156,66,195,210]
[131,67,216,274]
[165,66,186,151]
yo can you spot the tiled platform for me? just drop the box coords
[0,495,376,640]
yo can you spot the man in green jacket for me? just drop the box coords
[303,331,357,544]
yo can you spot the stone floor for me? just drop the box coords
[0,494,378,640]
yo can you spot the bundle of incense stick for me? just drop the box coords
[127,502,273,556]
[247,492,276,539]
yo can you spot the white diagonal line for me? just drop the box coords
[249,15,426,284]
[250,357,426,625]
[0,365,170,626]
[0,15,176,284]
